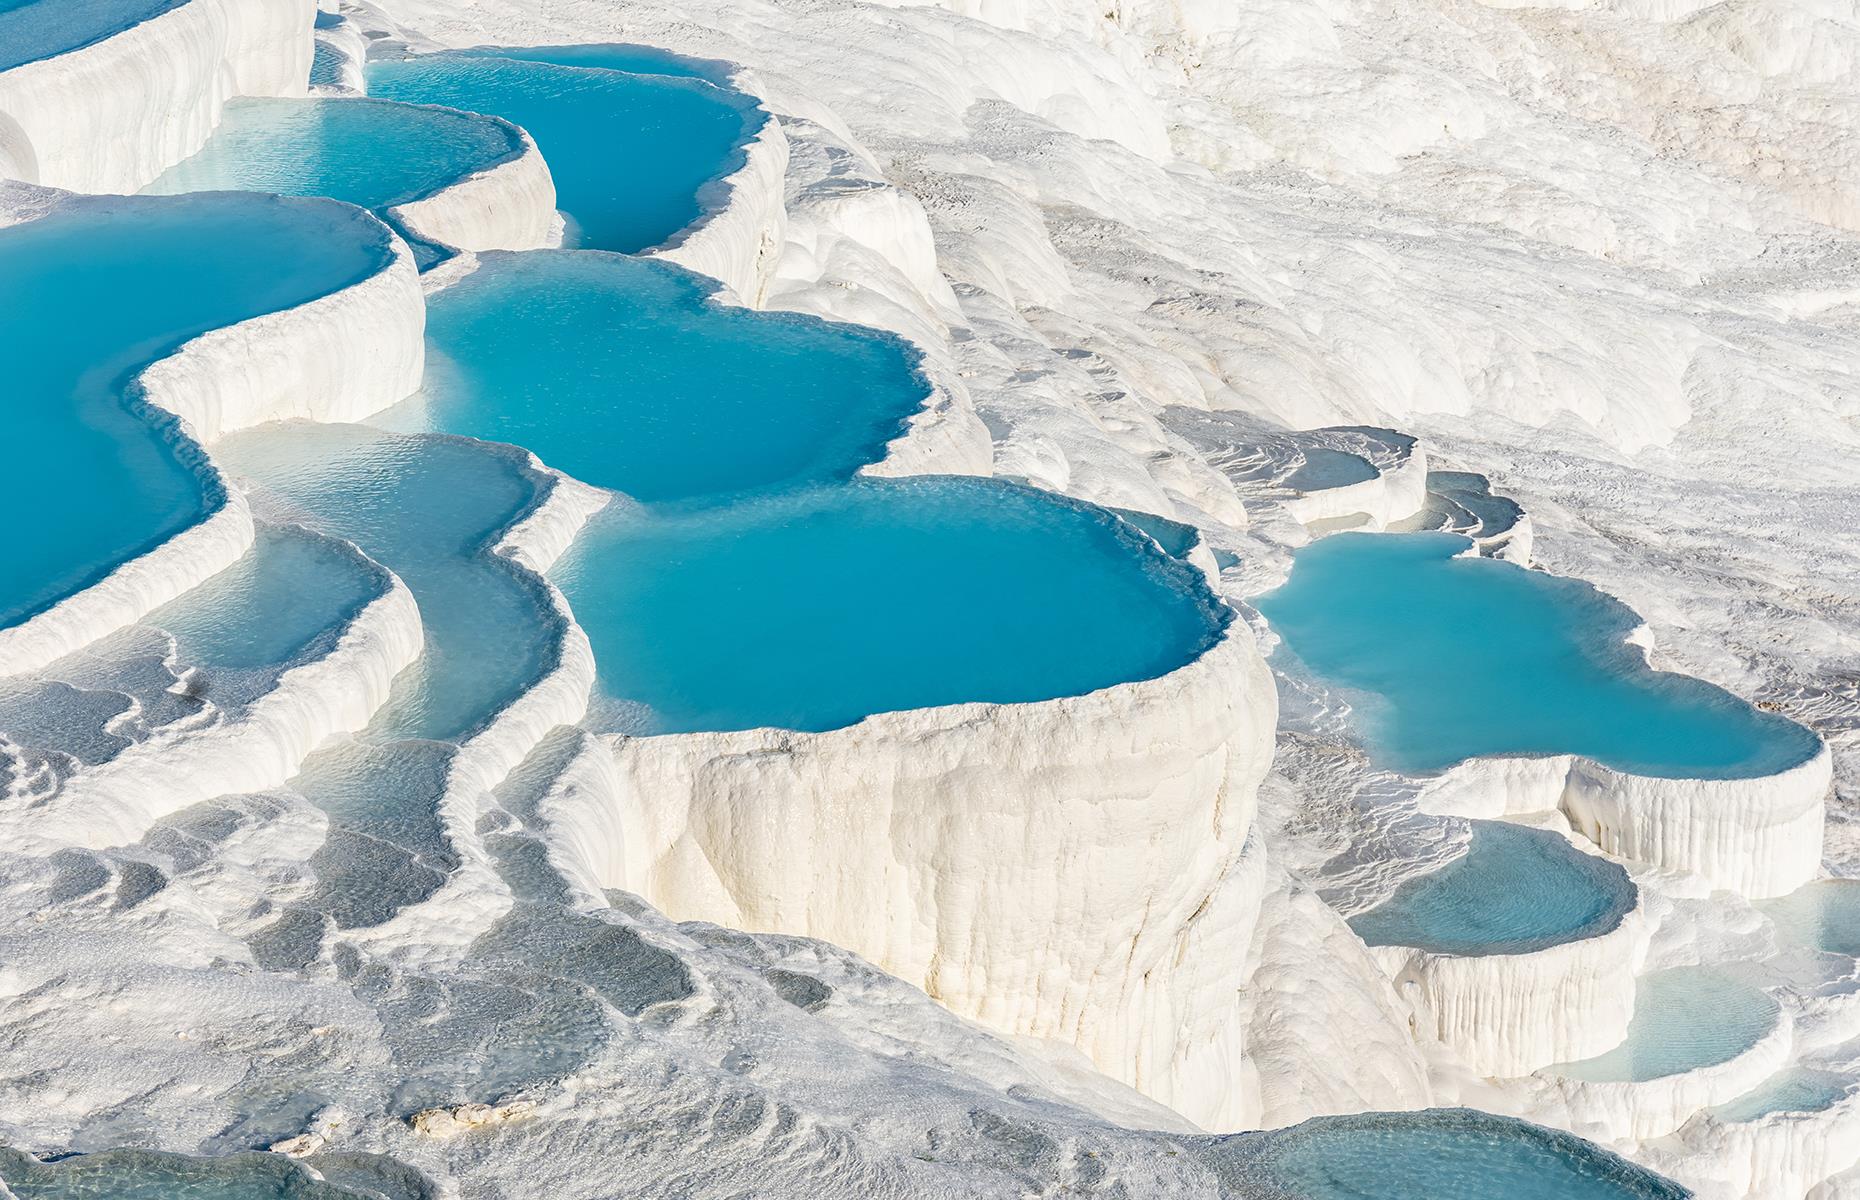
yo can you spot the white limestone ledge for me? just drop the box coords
[0,190,425,678]
[1366,883,1652,1079]
[0,0,313,193]
[538,618,1278,1123]
[387,115,560,255]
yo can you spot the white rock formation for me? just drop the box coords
[387,119,560,255]
[0,0,314,193]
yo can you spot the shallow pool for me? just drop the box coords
[397,251,925,501]
[1285,447,1377,491]
[0,193,391,633]
[454,42,719,80]
[1553,966,1779,1083]
[1710,1069,1851,1124]
[1350,822,1634,956]
[1254,532,1820,778]
[553,477,1227,734]
[1763,878,1860,957]
[365,49,760,252]
[0,1145,364,1200]
[145,97,525,259]
[1206,1108,1688,1199]
[0,0,183,72]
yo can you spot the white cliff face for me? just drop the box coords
[0,0,314,193]
[387,124,560,255]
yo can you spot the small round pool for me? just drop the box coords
[1764,878,1860,957]
[1349,822,1634,956]
[365,48,761,252]
[1255,532,1821,779]
[1552,966,1780,1083]
[1205,1109,1688,1199]
[1710,1068,1851,1124]
[400,250,926,502]
[553,476,1228,734]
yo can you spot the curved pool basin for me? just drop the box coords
[1552,966,1780,1083]
[1349,821,1634,956]
[144,96,526,260]
[1204,1108,1688,1199]
[1764,878,1860,957]
[454,42,721,81]
[365,49,760,252]
[0,193,392,634]
[0,1145,367,1199]
[553,476,1228,734]
[1710,1068,1851,1124]
[1255,532,1820,779]
[399,250,926,502]
[0,0,184,73]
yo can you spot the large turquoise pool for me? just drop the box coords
[1205,1109,1688,1199]
[0,193,391,633]
[553,477,1227,734]
[144,97,526,260]
[1255,532,1820,778]
[1553,967,1780,1083]
[400,251,926,501]
[0,0,184,72]
[1350,821,1634,956]
[365,49,760,252]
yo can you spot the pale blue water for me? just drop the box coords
[1710,1069,1851,1124]
[1763,879,1860,957]
[0,0,184,71]
[214,422,555,744]
[554,477,1227,734]
[456,42,720,81]
[1207,1109,1689,1199]
[154,524,379,671]
[0,1146,362,1199]
[0,194,391,631]
[1287,447,1377,491]
[310,41,346,87]
[1255,532,1820,778]
[145,97,524,266]
[1350,822,1634,956]
[1554,967,1780,1083]
[365,51,760,252]
[398,251,925,501]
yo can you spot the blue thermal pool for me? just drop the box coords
[1285,447,1377,491]
[1552,967,1780,1083]
[454,42,720,80]
[1254,532,1821,778]
[1206,1109,1688,1199]
[1349,821,1634,956]
[365,48,761,253]
[214,421,557,744]
[145,97,526,259]
[0,0,183,72]
[393,250,925,502]
[0,193,391,632]
[0,1146,365,1200]
[1763,878,1860,958]
[552,477,1228,735]
[1710,1069,1851,1124]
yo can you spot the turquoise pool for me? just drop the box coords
[1711,1069,1850,1124]
[1206,1109,1688,1199]
[1764,878,1860,957]
[455,42,720,81]
[1255,532,1820,778]
[400,250,925,501]
[1553,967,1780,1083]
[0,0,184,72]
[1350,822,1634,956]
[0,193,391,632]
[553,477,1227,734]
[365,49,760,252]
[145,97,526,262]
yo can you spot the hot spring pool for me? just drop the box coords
[0,0,184,72]
[1710,1069,1851,1124]
[552,477,1227,734]
[1206,1109,1688,1199]
[1255,532,1820,779]
[0,193,391,633]
[144,96,527,259]
[365,48,760,252]
[0,1145,366,1200]
[1349,821,1634,956]
[1552,966,1780,1083]
[1764,878,1860,957]
[396,250,926,501]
